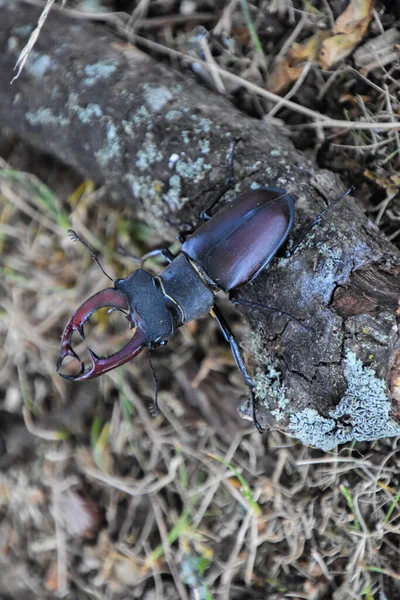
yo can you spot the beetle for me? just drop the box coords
[57,185,353,431]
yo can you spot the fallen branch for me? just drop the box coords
[1,1,400,449]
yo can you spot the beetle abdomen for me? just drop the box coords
[182,187,295,291]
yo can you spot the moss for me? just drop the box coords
[288,350,400,450]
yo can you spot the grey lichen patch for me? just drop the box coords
[25,53,55,78]
[250,182,262,190]
[128,174,164,214]
[200,139,210,154]
[136,132,163,172]
[163,175,183,210]
[132,105,150,127]
[288,350,400,451]
[175,157,211,182]
[143,85,173,112]
[265,166,278,180]
[94,121,121,168]
[7,37,19,52]
[83,61,117,86]
[66,93,103,125]
[26,108,69,128]
[13,24,34,37]
[181,131,190,145]
[166,110,184,122]
[77,103,103,125]
[289,410,342,450]
[249,330,290,421]
[190,115,218,136]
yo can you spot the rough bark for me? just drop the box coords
[1,0,400,450]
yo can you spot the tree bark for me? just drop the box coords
[1,0,400,450]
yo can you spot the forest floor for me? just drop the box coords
[1,1,400,599]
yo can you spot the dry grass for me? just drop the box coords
[1,147,400,599]
[1,0,400,598]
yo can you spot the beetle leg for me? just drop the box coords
[148,348,160,416]
[118,245,175,267]
[57,287,146,380]
[210,304,265,433]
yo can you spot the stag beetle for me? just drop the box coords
[57,184,353,431]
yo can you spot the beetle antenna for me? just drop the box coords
[286,186,355,257]
[68,230,114,283]
[148,349,160,417]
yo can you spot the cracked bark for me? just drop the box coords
[1,1,400,449]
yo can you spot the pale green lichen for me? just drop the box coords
[249,330,291,422]
[25,53,55,78]
[143,85,173,112]
[270,149,281,157]
[166,110,184,121]
[191,116,214,135]
[200,139,210,154]
[26,108,69,127]
[288,350,400,451]
[175,157,211,182]
[127,174,164,215]
[14,25,33,36]
[265,166,278,179]
[66,93,104,125]
[132,105,150,127]
[136,133,163,171]
[84,61,117,86]
[181,131,190,145]
[7,37,19,52]
[163,175,183,209]
[94,121,121,167]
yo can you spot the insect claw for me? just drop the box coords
[88,348,100,362]
[58,362,85,380]
[68,229,78,241]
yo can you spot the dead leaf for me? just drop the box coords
[268,31,328,94]
[318,31,361,69]
[318,0,373,69]
[333,0,373,35]
[268,0,373,94]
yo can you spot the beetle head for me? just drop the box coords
[56,287,147,380]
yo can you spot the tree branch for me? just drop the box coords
[1,1,400,449]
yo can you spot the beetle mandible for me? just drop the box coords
[57,184,353,431]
